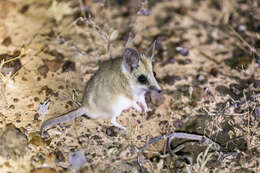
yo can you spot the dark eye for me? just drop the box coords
[138,75,148,84]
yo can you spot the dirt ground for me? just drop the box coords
[0,0,259,172]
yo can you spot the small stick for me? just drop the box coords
[137,132,220,168]
[228,26,260,57]
[229,93,260,110]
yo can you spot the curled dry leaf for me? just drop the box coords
[150,90,165,106]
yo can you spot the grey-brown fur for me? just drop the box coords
[40,43,161,137]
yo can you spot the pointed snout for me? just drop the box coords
[149,84,162,93]
[149,71,162,93]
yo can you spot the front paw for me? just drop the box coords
[133,103,142,112]
[144,107,152,112]
[140,102,151,112]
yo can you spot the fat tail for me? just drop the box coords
[40,107,87,136]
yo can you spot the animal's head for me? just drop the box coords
[122,41,161,94]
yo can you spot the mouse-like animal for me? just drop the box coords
[40,41,161,136]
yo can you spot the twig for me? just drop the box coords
[137,132,220,169]
[228,26,260,57]
[78,0,87,19]
[228,93,260,111]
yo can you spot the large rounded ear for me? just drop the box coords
[122,48,140,72]
[145,40,156,61]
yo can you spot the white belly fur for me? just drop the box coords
[113,96,133,116]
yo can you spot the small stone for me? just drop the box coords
[19,4,30,14]
[183,59,192,64]
[1,36,12,47]
[174,120,184,128]
[138,8,150,16]
[168,57,176,64]
[109,30,119,41]
[44,59,63,72]
[177,58,192,65]
[238,25,247,32]
[62,60,76,72]
[37,65,49,77]
[106,126,120,137]
[34,97,39,102]
[192,87,205,101]
[253,107,260,120]
[176,47,189,56]
[34,113,40,120]
[196,74,208,84]
[13,98,19,102]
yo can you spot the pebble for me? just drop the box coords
[37,65,49,77]
[183,59,192,64]
[106,126,120,137]
[168,57,176,64]
[44,59,63,72]
[138,8,150,16]
[238,25,247,32]
[176,46,189,56]
[196,74,208,84]
[1,36,12,47]
[253,107,260,120]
